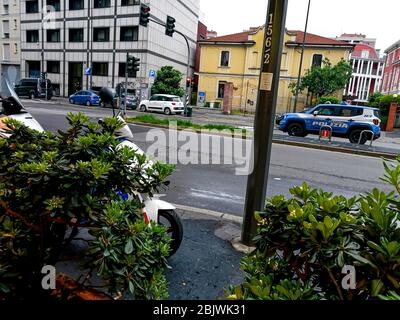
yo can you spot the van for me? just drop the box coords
[14,78,53,100]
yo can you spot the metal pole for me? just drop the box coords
[293,0,311,112]
[242,0,289,246]
[244,80,249,116]
[176,30,191,116]
[124,53,128,116]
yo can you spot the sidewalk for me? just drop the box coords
[56,208,245,300]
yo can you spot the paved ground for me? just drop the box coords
[56,209,244,300]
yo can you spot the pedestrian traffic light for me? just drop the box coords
[139,4,150,27]
[186,77,191,88]
[165,15,176,37]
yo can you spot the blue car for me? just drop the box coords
[278,104,381,144]
[69,90,100,106]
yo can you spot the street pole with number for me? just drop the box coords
[242,0,289,245]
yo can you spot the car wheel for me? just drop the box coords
[29,92,35,99]
[349,129,369,144]
[164,107,172,116]
[287,123,306,137]
[86,100,91,106]
[140,105,147,112]
[100,101,105,108]
[69,99,75,104]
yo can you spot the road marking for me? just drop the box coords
[172,203,242,224]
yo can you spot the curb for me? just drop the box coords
[272,139,398,159]
[173,203,242,224]
[129,121,398,159]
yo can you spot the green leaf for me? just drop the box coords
[124,239,134,255]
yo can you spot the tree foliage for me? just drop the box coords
[151,66,185,97]
[227,156,400,300]
[293,58,352,98]
[0,113,174,300]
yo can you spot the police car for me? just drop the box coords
[278,104,381,144]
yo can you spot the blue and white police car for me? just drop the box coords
[277,104,381,144]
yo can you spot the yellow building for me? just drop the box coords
[197,28,354,113]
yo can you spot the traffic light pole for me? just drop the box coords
[242,0,288,246]
[149,18,191,115]
[124,52,128,116]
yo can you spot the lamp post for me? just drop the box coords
[293,0,311,112]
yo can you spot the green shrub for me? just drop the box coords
[0,113,174,300]
[317,96,340,105]
[227,157,400,300]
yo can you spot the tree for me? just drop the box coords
[0,113,174,300]
[151,66,185,97]
[294,58,352,99]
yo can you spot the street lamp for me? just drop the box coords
[293,0,311,112]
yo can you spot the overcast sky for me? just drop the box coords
[199,0,398,52]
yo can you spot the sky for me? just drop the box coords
[199,0,399,52]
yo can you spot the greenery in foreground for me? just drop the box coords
[0,113,174,300]
[127,114,245,133]
[227,156,400,300]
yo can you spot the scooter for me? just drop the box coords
[1,80,183,256]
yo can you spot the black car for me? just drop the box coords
[14,78,53,100]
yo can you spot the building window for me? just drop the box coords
[46,0,61,11]
[47,29,60,42]
[217,81,226,99]
[2,20,9,39]
[220,51,230,67]
[47,61,60,74]
[361,50,369,59]
[118,63,136,77]
[27,30,39,43]
[26,0,39,13]
[3,44,10,61]
[94,0,111,8]
[27,61,41,78]
[93,62,108,76]
[120,26,138,41]
[93,27,110,42]
[312,54,323,68]
[69,0,84,10]
[3,4,9,14]
[69,28,84,42]
[121,0,139,6]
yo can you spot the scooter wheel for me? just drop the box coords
[158,210,183,257]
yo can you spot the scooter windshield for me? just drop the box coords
[5,78,26,112]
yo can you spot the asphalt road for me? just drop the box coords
[23,100,393,216]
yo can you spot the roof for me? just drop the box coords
[286,30,353,46]
[385,39,400,53]
[200,30,251,43]
[351,43,380,60]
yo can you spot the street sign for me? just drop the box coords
[149,69,156,78]
[198,91,205,97]
[85,67,92,76]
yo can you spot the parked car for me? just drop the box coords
[99,89,138,110]
[69,90,100,106]
[278,104,381,144]
[139,94,184,115]
[14,78,53,100]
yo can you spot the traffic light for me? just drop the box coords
[127,55,135,72]
[186,77,191,88]
[40,72,47,79]
[165,15,176,37]
[139,4,150,27]
[133,57,140,73]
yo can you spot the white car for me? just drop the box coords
[139,94,184,115]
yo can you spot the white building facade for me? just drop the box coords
[0,0,21,95]
[20,0,199,97]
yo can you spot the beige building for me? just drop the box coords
[0,0,21,95]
